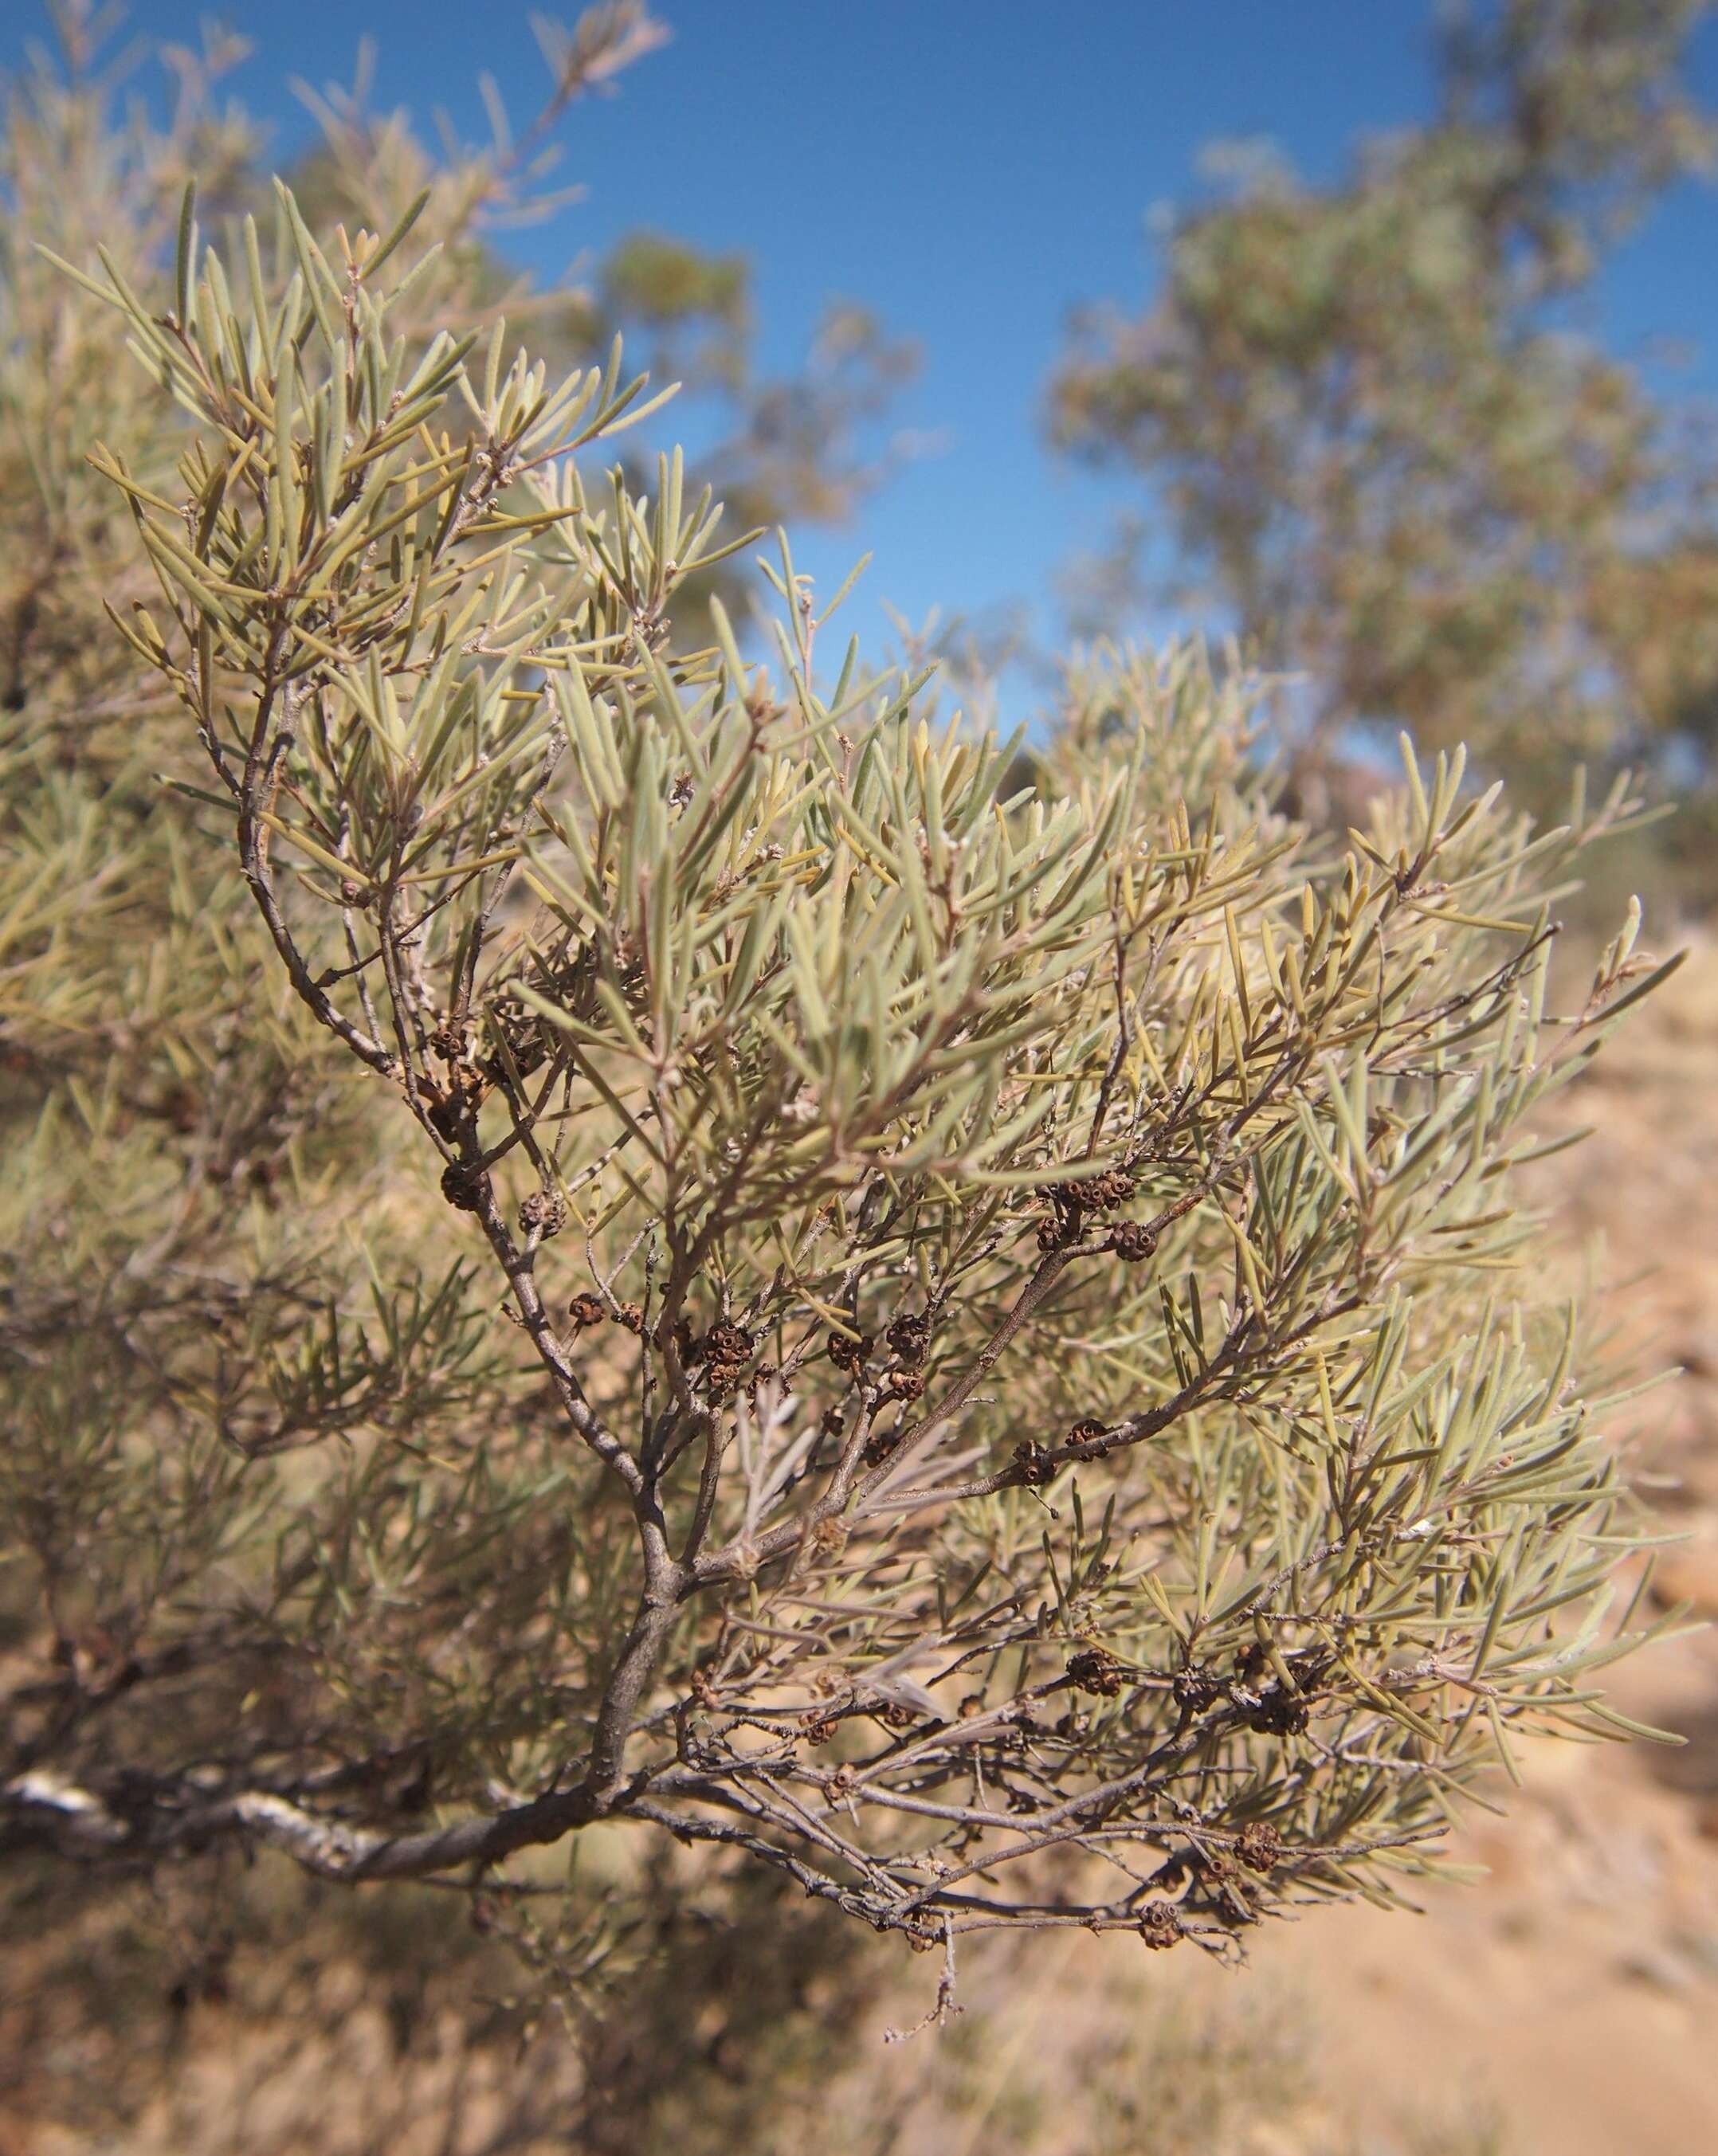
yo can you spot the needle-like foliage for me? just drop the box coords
[3,143,1687,1974]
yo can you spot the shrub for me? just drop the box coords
[2,126,1685,1983]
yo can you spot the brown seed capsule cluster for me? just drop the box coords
[877,1368,926,1404]
[517,1188,567,1238]
[426,1067,487,1141]
[884,1311,931,1363]
[826,1327,872,1374]
[1007,1437,1057,1486]
[1067,1415,1108,1444]
[1037,1163,1137,1249]
[1137,1902,1183,1950]
[1245,1686,1309,1736]
[567,1292,606,1332]
[1085,1166,1138,1212]
[693,1320,751,1362]
[1111,1220,1159,1263]
[861,1429,900,1468]
[1172,1665,1226,1713]
[614,1301,645,1335]
[1234,1820,1283,1873]
[1044,1165,1136,1216]
[440,1162,484,1213]
[1066,1646,1127,1698]
[687,1319,754,1397]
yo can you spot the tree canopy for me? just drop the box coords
[1053,0,1718,854]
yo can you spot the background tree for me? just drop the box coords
[1050,0,1718,874]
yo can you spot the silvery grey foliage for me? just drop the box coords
[3,139,1685,1974]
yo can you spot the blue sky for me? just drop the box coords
[8,1,1718,672]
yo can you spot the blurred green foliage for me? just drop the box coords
[1053,0,1718,891]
